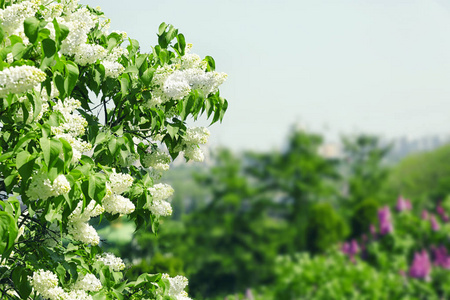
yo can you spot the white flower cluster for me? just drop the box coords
[0,0,40,39]
[52,98,92,163]
[147,46,227,107]
[95,252,125,271]
[72,273,102,292]
[101,169,135,215]
[37,0,126,78]
[146,183,174,217]
[142,150,171,171]
[0,65,46,98]
[26,174,71,201]
[68,200,104,245]
[74,44,107,66]
[183,127,210,162]
[162,274,192,300]
[30,269,93,300]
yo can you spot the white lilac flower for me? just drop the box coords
[53,98,81,117]
[163,70,191,100]
[72,273,102,292]
[0,66,46,98]
[65,289,93,300]
[26,173,53,200]
[108,46,127,61]
[147,199,172,217]
[159,64,227,101]
[96,253,125,271]
[102,60,125,78]
[0,0,40,35]
[184,127,210,145]
[60,8,97,56]
[6,53,13,64]
[67,221,100,245]
[62,0,80,14]
[109,170,134,194]
[69,200,104,223]
[102,194,135,215]
[26,173,70,200]
[162,274,189,298]
[142,150,171,171]
[41,2,64,20]
[184,145,204,162]
[29,270,59,297]
[74,44,107,66]
[52,114,88,137]
[184,69,227,96]
[180,53,207,70]
[148,183,174,202]
[51,174,71,195]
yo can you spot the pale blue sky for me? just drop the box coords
[84,0,450,151]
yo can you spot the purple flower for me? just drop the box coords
[409,250,431,280]
[396,196,412,212]
[342,239,360,262]
[378,206,394,235]
[437,203,449,223]
[432,246,450,269]
[430,215,440,231]
[421,210,429,220]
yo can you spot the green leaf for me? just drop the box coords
[0,211,18,258]
[11,42,26,60]
[16,150,35,182]
[54,72,65,98]
[40,137,62,168]
[42,38,56,58]
[141,67,155,87]
[59,137,73,169]
[158,22,168,36]
[166,123,179,139]
[65,61,79,96]
[120,76,129,98]
[108,137,119,155]
[204,56,216,72]
[0,25,5,44]
[52,18,69,45]
[12,266,32,299]
[174,33,186,56]
[88,173,106,201]
[24,16,40,44]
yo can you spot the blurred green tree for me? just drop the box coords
[305,203,349,253]
[385,143,450,207]
[245,129,339,252]
[341,134,391,205]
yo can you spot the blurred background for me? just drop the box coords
[85,0,450,298]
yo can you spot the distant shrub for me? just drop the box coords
[306,203,348,253]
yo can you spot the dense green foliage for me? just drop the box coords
[385,144,450,206]
[108,131,450,299]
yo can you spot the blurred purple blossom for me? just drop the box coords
[437,203,449,222]
[409,250,431,280]
[432,246,450,269]
[378,206,394,235]
[396,196,412,212]
[430,215,440,231]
